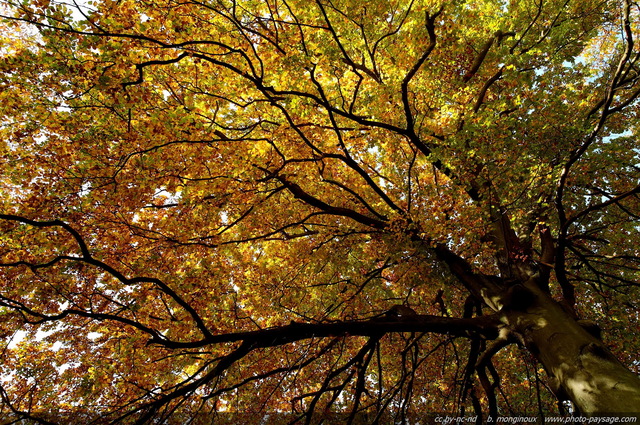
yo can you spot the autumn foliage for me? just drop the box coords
[0,0,640,423]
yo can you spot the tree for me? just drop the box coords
[0,0,639,422]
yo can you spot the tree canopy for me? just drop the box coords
[1,0,640,423]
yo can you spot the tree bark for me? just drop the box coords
[503,279,640,416]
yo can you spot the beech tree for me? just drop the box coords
[1,0,640,422]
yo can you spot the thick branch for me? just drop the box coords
[434,244,504,310]
[144,314,502,349]
[275,176,388,229]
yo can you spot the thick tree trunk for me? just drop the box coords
[503,279,640,415]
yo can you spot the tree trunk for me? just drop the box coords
[503,279,640,415]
